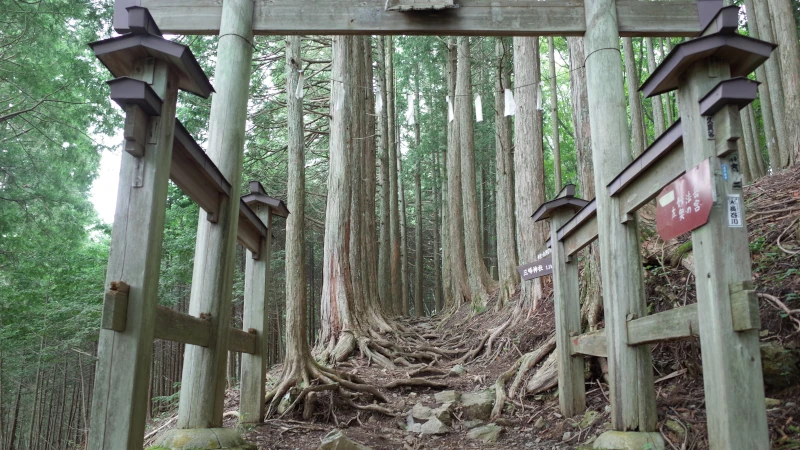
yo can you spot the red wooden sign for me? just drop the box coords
[656,158,713,241]
[517,256,553,281]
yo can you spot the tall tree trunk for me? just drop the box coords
[8,383,21,450]
[513,37,548,318]
[317,36,392,362]
[568,36,603,330]
[494,37,519,307]
[28,337,44,450]
[385,37,403,317]
[413,66,424,317]
[282,32,313,376]
[414,157,423,316]
[398,151,409,316]
[767,0,800,166]
[308,232,316,344]
[446,39,471,308]
[456,37,496,308]
[318,35,358,359]
[741,104,763,179]
[548,37,562,189]
[747,105,768,176]
[433,150,443,313]
[363,36,381,321]
[645,37,666,137]
[623,38,646,156]
[661,38,674,126]
[376,39,392,315]
[750,0,789,170]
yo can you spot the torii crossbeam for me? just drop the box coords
[114,0,707,37]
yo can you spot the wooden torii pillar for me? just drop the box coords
[583,0,659,433]
[86,9,213,449]
[174,0,256,435]
[240,181,290,424]
[641,5,773,447]
[531,185,589,418]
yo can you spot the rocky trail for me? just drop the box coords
[145,167,800,450]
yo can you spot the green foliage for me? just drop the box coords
[152,382,181,413]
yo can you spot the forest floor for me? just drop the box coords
[146,167,800,450]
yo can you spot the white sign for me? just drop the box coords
[536,248,552,260]
[727,194,743,228]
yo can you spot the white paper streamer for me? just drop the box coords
[446,95,454,123]
[406,93,415,126]
[475,94,483,123]
[536,83,544,111]
[335,83,345,112]
[504,89,516,117]
[295,71,305,99]
[375,90,383,114]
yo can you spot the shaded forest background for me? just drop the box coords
[2,1,800,449]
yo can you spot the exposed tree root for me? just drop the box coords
[383,378,449,389]
[492,334,556,419]
[264,354,390,420]
[509,335,556,399]
[525,351,558,394]
[408,367,449,377]
[453,315,512,365]
[491,355,526,420]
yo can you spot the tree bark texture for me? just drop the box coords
[623,38,646,156]
[513,37,548,315]
[548,37,562,190]
[645,38,666,138]
[751,0,789,170]
[385,36,403,317]
[283,34,312,375]
[376,38,393,314]
[446,39,471,308]
[568,36,603,330]
[767,0,800,166]
[494,37,519,307]
[318,36,391,363]
[456,37,497,308]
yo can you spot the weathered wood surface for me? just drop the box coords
[711,104,743,158]
[228,328,258,355]
[101,282,130,332]
[563,215,597,257]
[618,143,686,221]
[133,0,702,36]
[584,0,656,432]
[239,205,272,423]
[89,59,179,450]
[730,281,760,331]
[550,207,586,416]
[153,306,211,347]
[627,304,699,346]
[170,120,231,223]
[177,0,255,430]
[678,57,769,449]
[237,200,267,258]
[570,329,607,358]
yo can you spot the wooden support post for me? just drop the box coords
[177,0,255,430]
[583,0,657,431]
[677,58,769,450]
[89,58,179,450]
[239,205,272,424]
[550,207,585,416]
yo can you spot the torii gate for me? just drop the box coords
[88,1,764,449]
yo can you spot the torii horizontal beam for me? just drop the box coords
[116,0,704,37]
